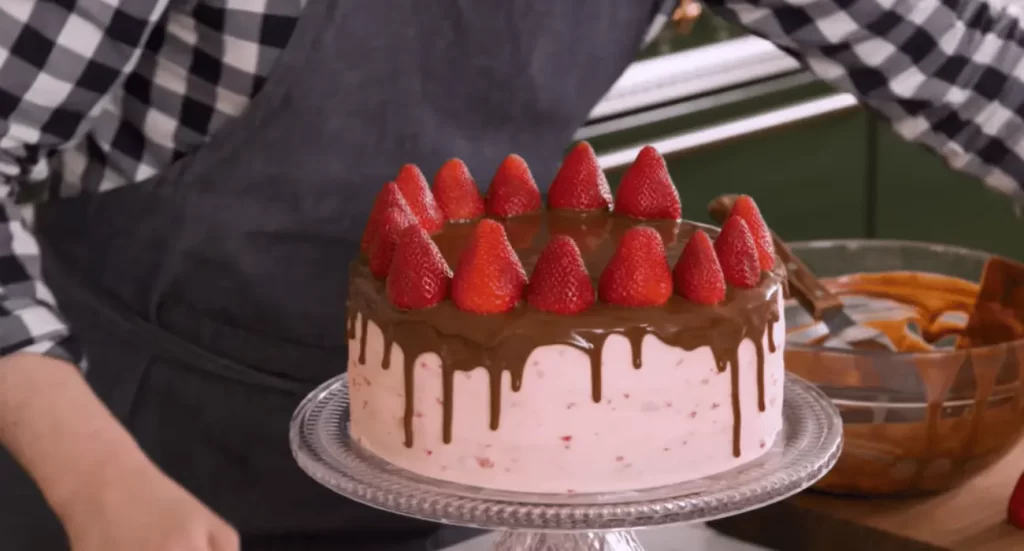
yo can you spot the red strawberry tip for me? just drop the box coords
[395,163,445,234]
[674,230,726,305]
[486,154,542,218]
[598,226,673,307]
[729,194,776,271]
[452,219,527,314]
[526,235,595,315]
[714,215,761,289]
[432,158,485,222]
[361,181,414,256]
[548,141,613,212]
[613,146,681,220]
[386,224,452,310]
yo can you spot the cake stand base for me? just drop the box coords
[494,530,643,550]
[291,374,843,551]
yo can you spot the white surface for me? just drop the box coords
[445,523,771,550]
[596,93,858,171]
[589,36,799,120]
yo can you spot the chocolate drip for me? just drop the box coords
[403,350,416,447]
[349,214,785,458]
[381,328,394,369]
[755,336,766,413]
[347,309,357,340]
[586,333,611,402]
[757,299,781,413]
[710,344,743,458]
[357,314,369,364]
[624,327,647,369]
[488,369,502,431]
[441,368,455,443]
[729,356,742,458]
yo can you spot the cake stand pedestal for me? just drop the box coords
[290,374,843,551]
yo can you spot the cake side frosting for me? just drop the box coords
[348,290,784,493]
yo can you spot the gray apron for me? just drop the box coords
[0,0,664,548]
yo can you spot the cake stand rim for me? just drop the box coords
[289,372,843,532]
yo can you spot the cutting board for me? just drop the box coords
[709,438,1024,551]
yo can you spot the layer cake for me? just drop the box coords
[347,144,786,494]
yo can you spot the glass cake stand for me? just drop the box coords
[290,374,843,551]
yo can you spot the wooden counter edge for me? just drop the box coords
[710,438,1024,551]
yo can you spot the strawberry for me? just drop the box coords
[673,230,726,305]
[361,182,414,255]
[613,146,681,220]
[1008,471,1024,529]
[395,164,445,234]
[526,236,595,315]
[729,195,776,271]
[452,219,527,314]
[486,154,542,218]
[368,205,417,279]
[598,226,673,307]
[387,224,452,309]
[714,216,761,289]
[432,158,485,221]
[548,142,613,211]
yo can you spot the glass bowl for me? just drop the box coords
[784,239,1024,497]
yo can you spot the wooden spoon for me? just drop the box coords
[708,194,895,351]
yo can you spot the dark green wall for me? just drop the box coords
[593,81,871,243]
[631,16,1024,260]
[875,121,1024,260]
[592,85,1024,261]
[605,110,869,241]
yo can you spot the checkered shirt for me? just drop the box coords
[1,0,1023,368]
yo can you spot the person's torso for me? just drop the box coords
[38,0,666,382]
[49,0,307,196]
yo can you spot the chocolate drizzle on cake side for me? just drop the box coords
[347,212,784,458]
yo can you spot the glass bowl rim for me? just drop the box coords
[783,237,1024,358]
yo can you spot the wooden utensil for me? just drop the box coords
[959,255,1024,349]
[708,194,896,351]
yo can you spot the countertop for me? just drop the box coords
[711,436,1024,551]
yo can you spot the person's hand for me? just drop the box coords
[0,354,238,550]
[60,456,239,551]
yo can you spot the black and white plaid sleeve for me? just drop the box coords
[705,0,1024,204]
[0,1,172,367]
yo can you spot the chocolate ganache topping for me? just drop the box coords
[348,210,785,458]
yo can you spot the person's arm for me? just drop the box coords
[0,0,165,503]
[0,354,150,512]
[704,0,1024,204]
[0,3,236,549]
